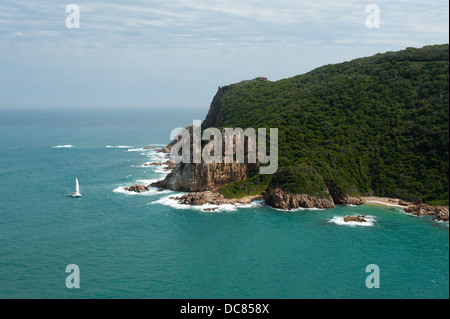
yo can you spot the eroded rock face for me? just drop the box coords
[124,184,148,193]
[264,187,335,209]
[152,162,255,192]
[343,215,367,223]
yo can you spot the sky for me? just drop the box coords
[0,0,448,111]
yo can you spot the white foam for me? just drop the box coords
[106,145,133,148]
[154,166,170,174]
[135,178,163,185]
[151,195,263,212]
[52,145,73,148]
[433,219,449,226]
[401,209,420,217]
[274,206,325,212]
[126,147,145,152]
[113,185,171,196]
[329,215,376,227]
[133,162,153,168]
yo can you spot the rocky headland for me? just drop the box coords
[125,46,449,215]
[404,204,449,222]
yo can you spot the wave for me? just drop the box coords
[126,147,146,152]
[135,178,163,185]
[151,195,264,212]
[113,185,171,196]
[274,206,326,212]
[154,166,170,174]
[52,145,74,148]
[328,215,376,227]
[106,145,133,148]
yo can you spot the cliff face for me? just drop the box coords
[151,161,258,192]
[201,86,228,129]
[264,187,335,209]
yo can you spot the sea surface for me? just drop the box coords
[0,109,448,299]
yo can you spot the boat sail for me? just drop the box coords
[71,177,82,197]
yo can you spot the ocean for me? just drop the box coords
[0,108,448,299]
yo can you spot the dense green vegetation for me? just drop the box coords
[218,173,272,199]
[211,45,449,205]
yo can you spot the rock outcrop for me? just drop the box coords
[156,139,179,153]
[124,184,148,193]
[163,160,176,170]
[264,187,335,209]
[325,180,365,206]
[435,209,449,222]
[171,191,262,206]
[404,204,449,221]
[343,215,367,223]
[151,162,257,192]
[144,162,162,166]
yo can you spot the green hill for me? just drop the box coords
[203,44,449,205]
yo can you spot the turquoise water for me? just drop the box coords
[0,109,448,299]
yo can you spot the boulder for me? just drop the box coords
[123,184,148,193]
[343,215,367,223]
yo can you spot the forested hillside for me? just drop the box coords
[205,44,449,205]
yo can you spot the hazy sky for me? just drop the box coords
[0,0,448,110]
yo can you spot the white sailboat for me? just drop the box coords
[71,177,82,198]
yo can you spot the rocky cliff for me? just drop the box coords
[151,161,256,192]
[149,45,449,211]
[264,186,335,209]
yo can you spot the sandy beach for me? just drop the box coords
[362,196,412,208]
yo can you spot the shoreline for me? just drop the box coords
[361,196,411,208]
